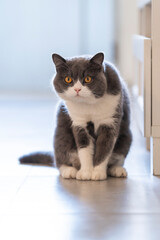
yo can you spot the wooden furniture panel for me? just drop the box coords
[151,0,160,126]
[133,35,151,137]
[134,0,160,175]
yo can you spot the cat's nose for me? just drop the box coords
[74,88,81,93]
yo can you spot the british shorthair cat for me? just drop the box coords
[19,53,132,181]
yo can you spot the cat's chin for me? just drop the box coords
[70,97,99,105]
[58,93,97,104]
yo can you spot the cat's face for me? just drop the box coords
[52,53,107,104]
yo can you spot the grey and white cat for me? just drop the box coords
[20,53,132,181]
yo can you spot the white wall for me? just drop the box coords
[116,0,139,86]
[0,0,81,93]
[0,0,115,94]
[87,0,116,62]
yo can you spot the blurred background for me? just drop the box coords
[0,0,138,96]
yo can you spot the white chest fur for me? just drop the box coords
[65,94,121,132]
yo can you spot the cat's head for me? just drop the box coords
[52,53,107,104]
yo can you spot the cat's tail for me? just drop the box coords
[19,152,54,166]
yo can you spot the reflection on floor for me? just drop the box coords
[0,95,160,240]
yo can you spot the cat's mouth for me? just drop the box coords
[75,93,81,97]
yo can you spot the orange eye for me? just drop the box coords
[84,76,92,83]
[64,76,72,84]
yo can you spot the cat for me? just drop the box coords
[19,52,132,181]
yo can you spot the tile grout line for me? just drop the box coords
[14,166,33,195]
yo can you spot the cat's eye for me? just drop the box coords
[64,76,72,84]
[84,76,92,83]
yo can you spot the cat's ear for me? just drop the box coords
[52,54,66,68]
[90,52,104,65]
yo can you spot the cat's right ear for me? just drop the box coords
[52,54,66,68]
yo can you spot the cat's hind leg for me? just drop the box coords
[108,127,132,178]
[107,154,127,178]
[108,166,127,177]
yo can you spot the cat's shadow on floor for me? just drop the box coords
[57,176,129,238]
[57,175,128,211]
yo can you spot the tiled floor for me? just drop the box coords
[0,95,160,240]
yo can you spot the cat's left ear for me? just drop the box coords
[90,52,104,65]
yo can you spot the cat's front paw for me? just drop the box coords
[61,167,78,179]
[76,169,92,180]
[108,166,127,178]
[91,169,107,181]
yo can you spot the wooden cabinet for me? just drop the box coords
[133,0,160,175]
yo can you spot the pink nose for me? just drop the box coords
[74,88,81,93]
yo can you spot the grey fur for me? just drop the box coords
[53,104,77,168]
[94,124,118,166]
[105,62,121,95]
[19,152,54,166]
[73,127,90,149]
[86,121,96,139]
